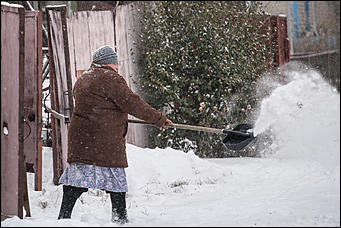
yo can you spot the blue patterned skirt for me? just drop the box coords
[59,162,128,192]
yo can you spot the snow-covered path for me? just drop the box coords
[2,144,339,227]
[126,156,339,227]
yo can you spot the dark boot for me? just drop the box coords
[58,185,88,219]
[108,192,128,224]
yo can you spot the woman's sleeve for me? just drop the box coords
[108,75,167,128]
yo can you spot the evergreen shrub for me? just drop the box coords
[135,1,277,157]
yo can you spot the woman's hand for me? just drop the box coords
[160,119,173,130]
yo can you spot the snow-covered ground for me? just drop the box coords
[1,62,340,227]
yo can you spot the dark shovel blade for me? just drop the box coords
[222,123,255,150]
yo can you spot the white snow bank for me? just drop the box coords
[126,144,231,196]
[254,62,340,170]
[1,1,24,8]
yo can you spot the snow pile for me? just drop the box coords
[126,145,230,196]
[254,62,340,170]
[2,145,231,227]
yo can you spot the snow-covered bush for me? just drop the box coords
[135,1,277,157]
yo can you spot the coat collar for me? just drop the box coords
[91,62,118,73]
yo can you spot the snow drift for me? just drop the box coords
[254,62,340,172]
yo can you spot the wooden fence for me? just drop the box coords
[1,3,43,220]
[290,49,340,92]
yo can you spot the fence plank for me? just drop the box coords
[70,11,92,73]
[1,4,25,220]
[66,17,76,87]
[46,6,73,184]
[88,10,116,54]
[116,3,150,147]
[24,10,43,191]
[115,5,136,144]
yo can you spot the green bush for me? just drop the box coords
[135,1,276,157]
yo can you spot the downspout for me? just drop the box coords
[287,1,294,55]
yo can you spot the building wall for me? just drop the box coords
[259,1,340,91]
[259,1,340,54]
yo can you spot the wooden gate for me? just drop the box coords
[1,4,25,220]
[24,10,43,191]
[46,5,74,185]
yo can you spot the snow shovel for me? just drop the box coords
[128,119,255,151]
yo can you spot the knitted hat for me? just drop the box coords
[92,45,118,65]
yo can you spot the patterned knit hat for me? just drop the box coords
[92,45,118,65]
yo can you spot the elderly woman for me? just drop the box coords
[57,45,172,224]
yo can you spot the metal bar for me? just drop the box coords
[42,55,49,74]
[60,7,74,118]
[290,49,340,59]
[25,1,34,11]
[42,64,49,83]
[46,6,63,185]
[44,105,69,124]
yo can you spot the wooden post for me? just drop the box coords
[23,163,31,217]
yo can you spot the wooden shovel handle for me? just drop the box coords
[128,119,223,134]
